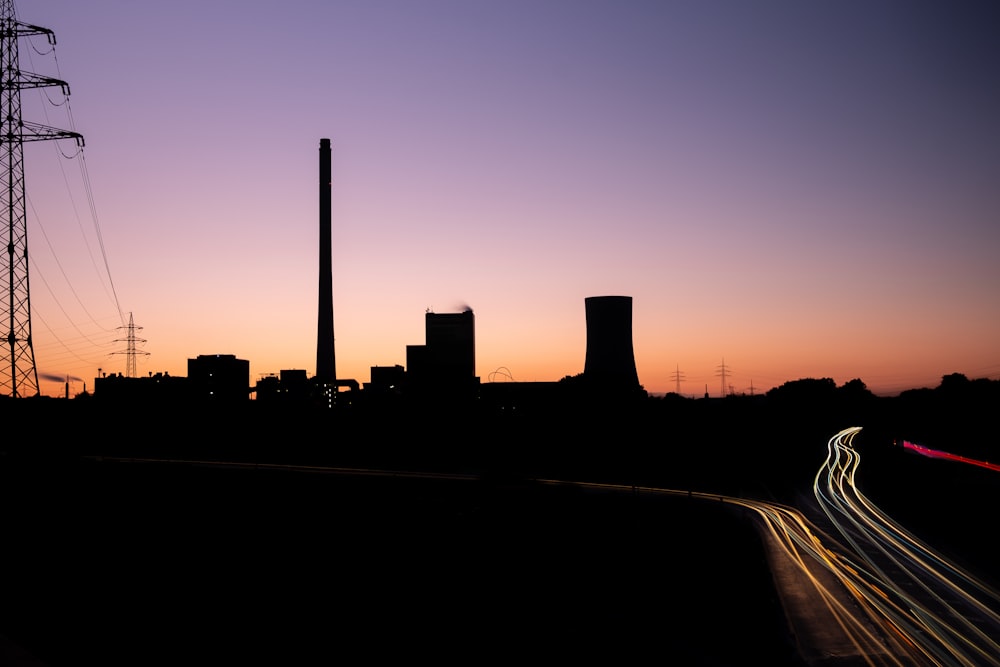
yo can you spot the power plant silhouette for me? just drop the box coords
[583,295,641,391]
[316,138,336,390]
[92,138,644,406]
[303,138,641,407]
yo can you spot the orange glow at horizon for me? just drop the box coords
[11,2,999,400]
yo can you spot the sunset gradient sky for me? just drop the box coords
[16,1,1000,398]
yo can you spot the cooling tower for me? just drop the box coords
[583,296,639,389]
[315,138,336,385]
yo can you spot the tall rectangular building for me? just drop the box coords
[405,309,477,399]
[425,309,475,382]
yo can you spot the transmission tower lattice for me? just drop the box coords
[1,1,84,397]
[112,312,148,378]
[670,363,685,396]
[716,357,731,397]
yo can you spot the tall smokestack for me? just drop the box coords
[316,138,336,385]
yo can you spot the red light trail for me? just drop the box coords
[900,441,1000,472]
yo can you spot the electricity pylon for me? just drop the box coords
[112,312,148,378]
[1,2,83,396]
[670,363,685,396]
[716,357,731,397]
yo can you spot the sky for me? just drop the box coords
[12,0,1000,398]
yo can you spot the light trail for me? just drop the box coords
[900,441,1000,473]
[534,429,1000,665]
[531,480,923,665]
[812,427,1000,666]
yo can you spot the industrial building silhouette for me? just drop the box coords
[315,138,336,391]
[89,139,644,408]
[406,309,478,401]
[583,295,641,391]
[91,293,643,409]
[187,354,251,402]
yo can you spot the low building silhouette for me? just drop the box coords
[93,371,187,403]
[366,364,405,395]
[187,354,250,402]
[255,369,310,402]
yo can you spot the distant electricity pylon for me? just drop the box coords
[670,363,685,395]
[0,2,84,397]
[112,312,149,378]
[716,357,732,397]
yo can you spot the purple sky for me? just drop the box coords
[16,0,1000,397]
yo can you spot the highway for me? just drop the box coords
[811,427,1000,666]
[530,427,1000,665]
[71,427,1000,666]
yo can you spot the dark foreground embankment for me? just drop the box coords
[1,456,801,666]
